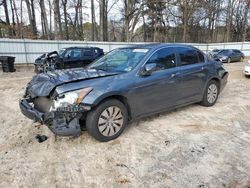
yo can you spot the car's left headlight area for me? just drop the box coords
[50,87,93,112]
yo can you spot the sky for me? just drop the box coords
[0,0,124,33]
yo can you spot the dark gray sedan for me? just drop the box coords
[20,44,228,141]
[212,49,245,63]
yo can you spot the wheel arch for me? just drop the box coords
[92,94,133,120]
[202,76,221,95]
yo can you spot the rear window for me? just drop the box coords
[176,47,199,66]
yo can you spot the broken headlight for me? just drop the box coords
[50,87,93,111]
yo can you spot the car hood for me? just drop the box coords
[25,68,119,98]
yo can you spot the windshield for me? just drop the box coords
[88,48,149,72]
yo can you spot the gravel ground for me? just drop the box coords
[0,62,249,188]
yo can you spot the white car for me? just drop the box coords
[244,61,250,77]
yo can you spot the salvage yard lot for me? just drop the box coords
[0,62,249,187]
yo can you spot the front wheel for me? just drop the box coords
[86,99,128,142]
[200,80,219,107]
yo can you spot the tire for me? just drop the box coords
[227,58,231,63]
[86,99,128,142]
[200,80,219,107]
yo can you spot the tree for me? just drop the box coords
[39,0,49,39]
[122,0,142,42]
[99,0,108,41]
[91,0,97,41]
[62,0,69,40]
[2,0,13,37]
[53,0,62,39]
[25,0,37,38]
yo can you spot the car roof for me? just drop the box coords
[121,43,195,50]
[64,46,102,49]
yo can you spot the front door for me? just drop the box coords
[131,47,182,117]
[63,48,82,69]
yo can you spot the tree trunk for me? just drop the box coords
[62,0,69,40]
[124,0,130,42]
[91,0,96,41]
[242,0,250,41]
[99,0,104,41]
[53,0,62,39]
[25,0,37,37]
[12,0,21,38]
[39,0,49,39]
[182,0,188,42]
[99,0,108,41]
[2,0,13,37]
[48,0,53,39]
[79,0,83,40]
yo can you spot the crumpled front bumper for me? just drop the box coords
[19,99,90,136]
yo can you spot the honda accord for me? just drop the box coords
[20,44,228,141]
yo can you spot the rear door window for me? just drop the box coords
[176,47,199,66]
[82,49,93,56]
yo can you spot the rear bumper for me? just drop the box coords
[19,99,89,136]
[220,71,229,92]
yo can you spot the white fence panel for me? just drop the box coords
[0,38,249,64]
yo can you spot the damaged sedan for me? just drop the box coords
[20,44,228,142]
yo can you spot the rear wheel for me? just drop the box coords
[86,99,128,142]
[201,80,219,107]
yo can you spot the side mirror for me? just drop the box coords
[141,63,157,76]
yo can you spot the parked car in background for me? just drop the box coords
[244,61,250,78]
[20,44,228,141]
[34,46,104,73]
[211,49,244,63]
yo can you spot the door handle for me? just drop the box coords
[201,66,205,70]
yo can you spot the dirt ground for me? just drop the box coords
[0,62,249,188]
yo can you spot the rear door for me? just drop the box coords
[176,47,208,103]
[232,50,242,61]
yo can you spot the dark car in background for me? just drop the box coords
[20,44,228,141]
[211,49,244,63]
[34,46,104,73]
